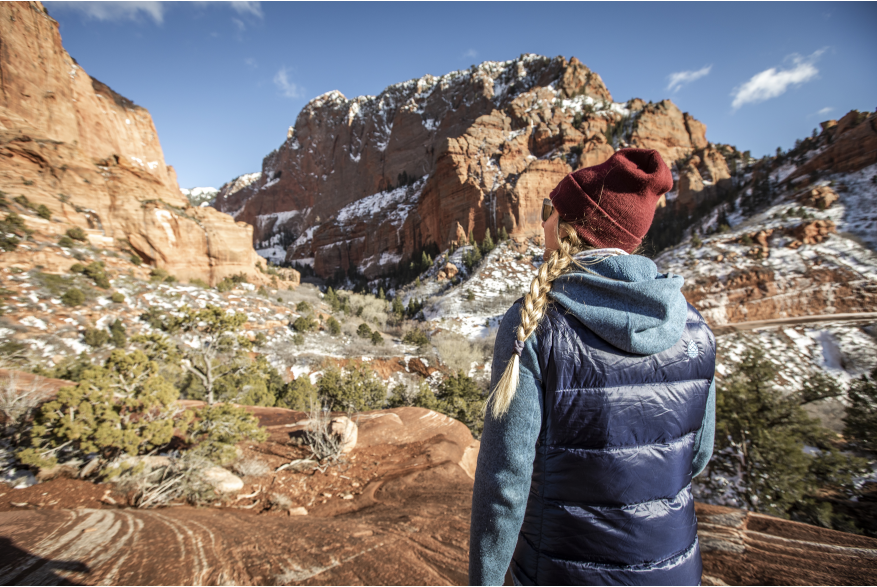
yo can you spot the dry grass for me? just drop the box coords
[347,293,390,328]
[0,372,52,432]
[232,457,270,478]
[117,451,217,508]
[432,331,496,374]
[269,492,293,510]
[303,403,344,466]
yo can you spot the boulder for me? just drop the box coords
[799,185,839,209]
[329,416,358,454]
[200,467,244,493]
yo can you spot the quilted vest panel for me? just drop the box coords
[511,303,715,586]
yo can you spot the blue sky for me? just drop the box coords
[44,1,877,189]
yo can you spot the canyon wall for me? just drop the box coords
[0,2,277,285]
[213,55,715,279]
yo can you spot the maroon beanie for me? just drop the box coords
[549,148,673,253]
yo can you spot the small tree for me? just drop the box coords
[326,316,341,335]
[317,366,387,412]
[370,330,383,345]
[18,350,189,470]
[187,403,266,465]
[276,376,318,411]
[481,229,495,255]
[845,368,877,452]
[61,287,85,307]
[109,319,127,348]
[66,227,87,242]
[172,305,248,405]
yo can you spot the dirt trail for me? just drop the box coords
[712,312,877,335]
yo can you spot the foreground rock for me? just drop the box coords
[2,406,875,585]
[0,2,284,286]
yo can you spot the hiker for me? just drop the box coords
[469,149,716,586]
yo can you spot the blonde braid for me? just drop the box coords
[488,223,589,418]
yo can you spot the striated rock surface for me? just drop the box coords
[0,2,276,286]
[2,407,875,585]
[213,55,714,279]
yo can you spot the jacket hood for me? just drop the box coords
[548,254,687,355]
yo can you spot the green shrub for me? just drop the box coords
[35,204,51,220]
[292,315,318,333]
[109,319,127,348]
[317,367,387,412]
[356,323,373,338]
[257,285,269,297]
[187,403,267,465]
[84,261,110,288]
[61,287,85,307]
[189,278,209,288]
[57,235,75,248]
[149,267,176,283]
[296,301,312,313]
[83,327,110,347]
[403,328,430,348]
[111,292,125,303]
[276,377,318,411]
[702,349,871,530]
[292,333,305,345]
[66,226,88,242]
[433,372,486,437]
[326,316,341,335]
[466,290,475,302]
[70,263,85,274]
[18,350,187,470]
[462,246,482,272]
[370,331,383,345]
[844,367,877,452]
[129,254,143,266]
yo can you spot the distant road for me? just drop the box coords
[712,312,877,335]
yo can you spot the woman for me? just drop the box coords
[469,149,716,586]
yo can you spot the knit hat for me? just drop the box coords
[549,148,673,253]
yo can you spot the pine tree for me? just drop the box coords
[481,229,495,254]
[468,230,476,247]
[499,226,509,241]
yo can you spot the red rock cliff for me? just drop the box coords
[0,2,277,286]
[213,55,714,279]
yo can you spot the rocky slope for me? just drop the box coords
[0,2,280,286]
[212,55,723,279]
[2,404,874,586]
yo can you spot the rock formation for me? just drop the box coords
[2,405,875,585]
[212,55,715,279]
[0,2,281,286]
[788,110,877,181]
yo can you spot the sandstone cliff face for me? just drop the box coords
[215,55,713,279]
[788,109,877,182]
[0,2,276,286]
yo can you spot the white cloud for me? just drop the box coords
[47,1,165,24]
[666,65,712,92]
[274,67,303,99]
[463,49,478,60]
[192,1,265,18]
[49,1,263,25]
[731,49,825,110]
[816,106,834,115]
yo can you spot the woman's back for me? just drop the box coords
[469,149,716,586]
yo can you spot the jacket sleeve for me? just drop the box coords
[692,376,716,477]
[469,302,543,586]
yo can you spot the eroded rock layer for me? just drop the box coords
[0,2,273,285]
[213,55,713,279]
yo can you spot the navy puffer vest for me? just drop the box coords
[511,303,715,586]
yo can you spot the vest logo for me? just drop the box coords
[687,340,699,359]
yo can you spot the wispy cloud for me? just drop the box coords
[245,58,258,69]
[48,1,264,25]
[273,67,303,99]
[666,65,712,92]
[192,1,265,18]
[463,49,478,60]
[806,106,834,119]
[731,49,825,111]
[47,1,165,24]
[232,18,246,31]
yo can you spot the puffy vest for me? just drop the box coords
[511,303,715,586]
